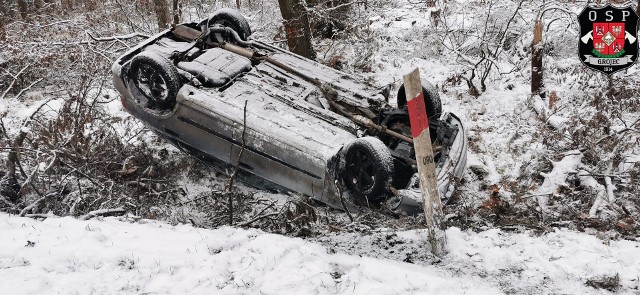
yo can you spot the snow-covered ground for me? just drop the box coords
[1,213,639,294]
[2,0,640,294]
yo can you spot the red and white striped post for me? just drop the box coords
[403,68,447,256]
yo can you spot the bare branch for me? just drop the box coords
[1,64,31,100]
[86,32,150,42]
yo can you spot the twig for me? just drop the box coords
[225,100,249,225]
[0,64,31,100]
[241,200,277,226]
[238,212,281,227]
[10,20,73,28]
[59,160,105,190]
[0,195,15,208]
[310,0,363,13]
[86,32,150,42]
[176,191,223,206]
[335,180,354,222]
[13,78,43,101]
[0,119,9,141]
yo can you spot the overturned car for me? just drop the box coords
[112,8,467,213]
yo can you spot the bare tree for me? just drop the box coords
[278,0,316,59]
[439,0,524,96]
[153,0,171,30]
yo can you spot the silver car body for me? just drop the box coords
[112,25,467,211]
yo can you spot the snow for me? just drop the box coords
[1,213,638,294]
[3,0,640,294]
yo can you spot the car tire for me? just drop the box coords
[397,79,442,121]
[342,137,394,203]
[129,51,180,111]
[201,8,252,42]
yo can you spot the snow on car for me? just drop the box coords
[111,8,467,213]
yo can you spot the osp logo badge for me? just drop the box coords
[578,4,638,75]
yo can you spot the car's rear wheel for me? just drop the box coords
[397,80,442,121]
[343,137,393,203]
[129,51,180,111]
[200,8,252,42]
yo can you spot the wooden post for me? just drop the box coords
[531,19,544,96]
[403,68,447,257]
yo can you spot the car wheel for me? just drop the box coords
[129,51,180,111]
[343,137,394,203]
[200,8,252,42]
[397,79,442,121]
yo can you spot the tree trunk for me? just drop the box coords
[153,0,171,31]
[17,0,29,19]
[172,0,179,25]
[278,0,316,60]
[531,19,544,96]
[0,1,7,41]
[0,16,5,42]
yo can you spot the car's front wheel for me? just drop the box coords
[342,137,394,203]
[129,51,180,111]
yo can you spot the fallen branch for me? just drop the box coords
[18,191,57,216]
[534,151,583,217]
[80,208,126,220]
[24,213,56,219]
[4,98,54,200]
[530,95,568,129]
[578,169,607,218]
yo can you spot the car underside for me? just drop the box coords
[112,8,468,213]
